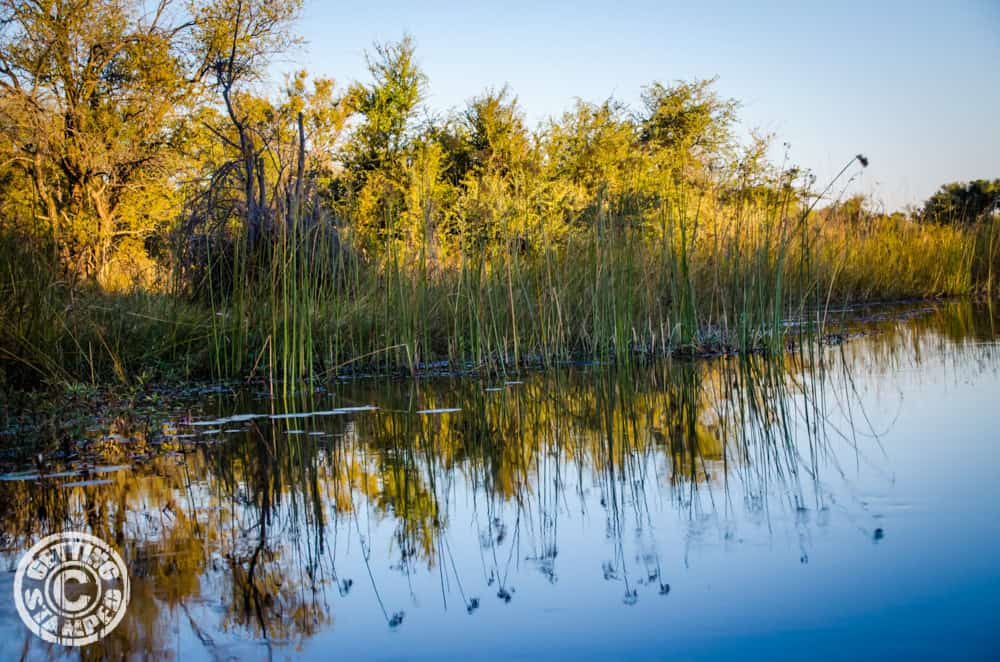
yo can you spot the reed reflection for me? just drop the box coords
[1,301,996,659]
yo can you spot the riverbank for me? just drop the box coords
[3,209,995,393]
[3,299,994,471]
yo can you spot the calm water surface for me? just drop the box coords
[1,303,998,660]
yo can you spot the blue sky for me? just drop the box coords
[281,0,999,211]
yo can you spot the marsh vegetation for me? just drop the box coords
[0,1,997,392]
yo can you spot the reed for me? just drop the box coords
[1,184,995,390]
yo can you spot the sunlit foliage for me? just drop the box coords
[0,0,996,389]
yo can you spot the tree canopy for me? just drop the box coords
[3,0,989,290]
[922,179,1000,224]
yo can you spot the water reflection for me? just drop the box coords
[1,301,998,659]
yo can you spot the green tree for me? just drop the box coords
[638,77,738,171]
[0,0,196,280]
[430,86,539,250]
[461,85,532,178]
[541,99,641,226]
[922,179,1000,224]
[340,35,427,245]
[343,35,426,178]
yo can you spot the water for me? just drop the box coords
[1,302,998,660]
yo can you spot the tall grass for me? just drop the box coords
[0,232,214,387]
[1,190,996,390]
[186,184,994,383]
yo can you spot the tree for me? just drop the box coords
[193,0,304,248]
[544,99,636,196]
[638,78,738,171]
[461,85,531,178]
[343,35,425,178]
[922,179,1000,224]
[542,98,642,226]
[0,0,196,280]
[340,35,427,244]
[181,72,347,233]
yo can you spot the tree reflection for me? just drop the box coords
[0,301,995,658]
